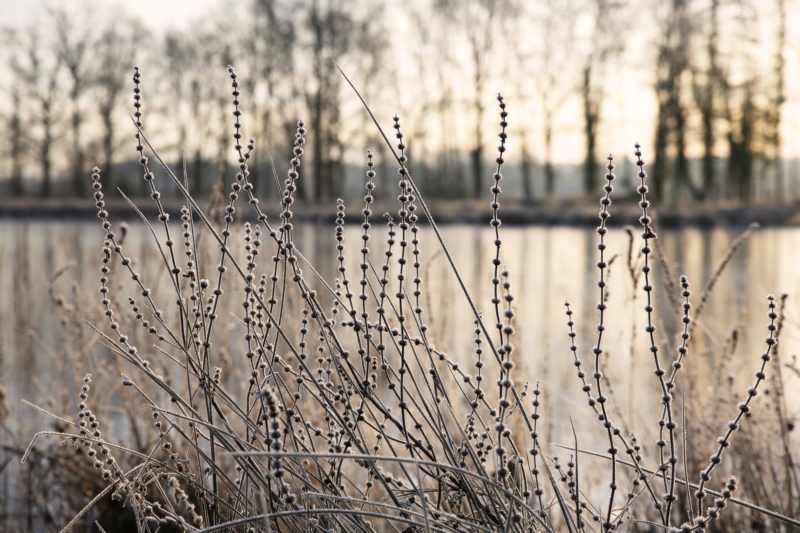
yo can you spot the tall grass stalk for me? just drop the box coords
[17,64,800,533]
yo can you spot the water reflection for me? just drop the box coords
[1,218,798,463]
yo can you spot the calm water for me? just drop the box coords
[2,218,799,493]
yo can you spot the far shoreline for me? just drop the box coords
[0,197,798,228]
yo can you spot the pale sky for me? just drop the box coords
[0,0,223,34]
[1,0,798,167]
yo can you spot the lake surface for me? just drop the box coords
[2,217,799,517]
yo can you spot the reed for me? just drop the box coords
[14,64,800,533]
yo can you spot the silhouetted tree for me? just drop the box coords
[95,17,144,192]
[691,0,723,200]
[652,0,696,202]
[51,4,96,197]
[248,0,297,199]
[764,0,786,199]
[405,4,464,196]
[536,0,577,199]
[6,26,61,197]
[579,0,624,195]
[432,0,515,199]
[3,88,26,196]
[291,0,382,201]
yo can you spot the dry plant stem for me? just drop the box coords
[634,144,680,526]
[555,442,800,530]
[657,275,693,522]
[384,120,452,464]
[565,155,663,529]
[588,154,620,532]
[569,420,584,529]
[216,113,370,500]
[624,226,640,426]
[122,104,496,528]
[693,295,779,519]
[229,452,541,516]
[335,61,512,393]
[334,73,554,527]
[132,68,190,343]
[36,61,795,532]
[334,74,575,526]
[769,294,798,515]
[135,66,224,517]
[194,68,256,503]
[681,393,694,523]
[652,239,683,316]
[356,152,377,428]
[142,152,473,529]
[111,144,384,524]
[209,81,444,504]
[688,222,759,338]
[241,222,262,422]
[222,71,374,489]
[564,302,665,527]
[566,149,667,528]
[487,95,516,483]
[573,154,664,531]
[528,382,547,519]
[391,115,412,452]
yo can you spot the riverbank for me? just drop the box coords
[1,196,798,227]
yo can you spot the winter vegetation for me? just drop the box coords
[1,1,800,532]
[0,0,799,203]
[0,58,797,531]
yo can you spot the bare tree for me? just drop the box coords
[535,0,577,199]
[163,34,194,161]
[289,0,382,201]
[764,0,786,199]
[579,0,624,195]
[162,28,222,196]
[247,0,297,199]
[193,20,239,200]
[404,3,466,197]
[5,27,61,197]
[502,9,536,201]
[720,1,764,202]
[431,0,515,199]
[652,0,696,202]
[691,0,723,200]
[95,17,144,192]
[51,4,96,197]
[726,80,758,201]
[2,87,27,196]
[689,0,770,203]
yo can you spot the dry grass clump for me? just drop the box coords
[16,65,800,533]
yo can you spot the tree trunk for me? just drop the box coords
[312,87,326,201]
[101,106,114,192]
[771,0,786,199]
[193,149,204,194]
[700,0,720,200]
[653,105,669,201]
[544,121,554,198]
[9,90,24,196]
[472,58,484,199]
[672,102,696,200]
[582,66,598,195]
[71,109,85,197]
[471,146,482,199]
[41,101,53,198]
[521,136,533,202]
[700,101,714,199]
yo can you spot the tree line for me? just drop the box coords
[0,0,793,203]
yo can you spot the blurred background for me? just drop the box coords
[0,0,798,204]
[2,2,800,529]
